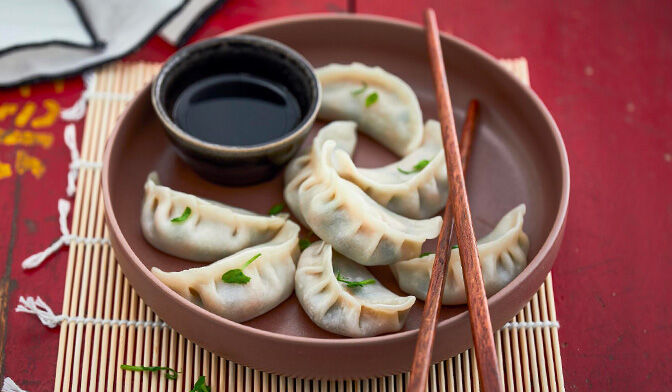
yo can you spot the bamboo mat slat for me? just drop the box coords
[52,58,564,392]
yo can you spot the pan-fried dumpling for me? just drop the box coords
[391,205,529,305]
[295,241,415,337]
[334,120,448,219]
[152,221,300,322]
[299,139,442,266]
[284,121,358,226]
[142,172,288,262]
[317,63,423,156]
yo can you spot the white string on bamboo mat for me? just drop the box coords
[2,377,27,392]
[16,296,558,331]
[20,199,109,270]
[60,72,134,121]
[63,124,102,197]
[501,320,560,329]
[16,296,168,329]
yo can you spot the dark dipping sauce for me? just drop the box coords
[172,74,301,146]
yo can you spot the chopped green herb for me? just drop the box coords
[189,376,211,392]
[222,253,261,284]
[171,207,191,223]
[451,245,459,249]
[398,159,430,175]
[221,269,250,284]
[120,364,178,380]
[336,271,376,288]
[351,82,368,96]
[299,238,312,251]
[365,92,379,107]
[268,203,284,215]
[420,252,433,257]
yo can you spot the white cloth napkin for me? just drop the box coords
[0,0,186,87]
[160,0,224,46]
[0,0,101,54]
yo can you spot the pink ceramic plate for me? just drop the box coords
[103,14,569,379]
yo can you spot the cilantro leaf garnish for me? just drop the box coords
[420,252,433,257]
[268,203,284,215]
[365,92,379,107]
[190,376,211,392]
[335,271,376,288]
[221,269,250,284]
[171,207,191,223]
[398,159,430,174]
[222,253,261,284]
[120,364,178,380]
[351,82,368,96]
[299,238,312,251]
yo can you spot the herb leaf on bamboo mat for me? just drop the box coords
[120,364,178,380]
[190,376,211,392]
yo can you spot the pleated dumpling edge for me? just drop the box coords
[298,139,442,266]
[152,220,300,323]
[317,62,423,156]
[295,241,415,337]
[391,204,529,305]
[141,172,288,262]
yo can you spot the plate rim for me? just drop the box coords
[103,13,570,348]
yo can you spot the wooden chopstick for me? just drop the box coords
[407,9,503,392]
[406,102,482,389]
[459,100,478,172]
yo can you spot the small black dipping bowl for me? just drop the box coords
[152,35,321,186]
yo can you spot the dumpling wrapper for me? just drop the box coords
[295,241,415,337]
[334,119,448,219]
[298,139,442,266]
[317,63,423,156]
[284,121,358,226]
[391,205,530,305]
[142,172,288,262]
[152,220,300,322]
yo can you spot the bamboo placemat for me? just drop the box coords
[52,59,564,392]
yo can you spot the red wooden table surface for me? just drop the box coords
[1,1,670,390]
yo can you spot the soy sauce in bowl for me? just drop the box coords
[152,35,321,186]
[172,74,301,147]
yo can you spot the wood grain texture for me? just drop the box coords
[408,9,501,392]
[407,99,479,391]
[459,101,478,172]
[0,175,19,382]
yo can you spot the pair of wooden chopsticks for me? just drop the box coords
[407,9,503,392]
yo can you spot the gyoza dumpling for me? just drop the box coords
[142,172,288,262]
[152,221,300,322]
[317,63,423,156]
[334,120,448,219]
[295,241,415,337]
[284,121,357,226]
[391,205,529,305]
[298,139,442,266]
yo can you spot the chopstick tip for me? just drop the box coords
[424,8,437,22]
